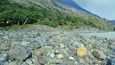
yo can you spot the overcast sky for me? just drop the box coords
[74,0,115,20]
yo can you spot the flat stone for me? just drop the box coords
[8,45,31,61]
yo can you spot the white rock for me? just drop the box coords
[56,54,64,59]
[59,44,65,48]
[69,56,74,60]
[50,53,55,58]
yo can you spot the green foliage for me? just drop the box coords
[0,0,8,4]
[0,1,112,30]
[113,26,115,31]
[38,18,59,27]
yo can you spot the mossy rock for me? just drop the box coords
[92,49,101,59]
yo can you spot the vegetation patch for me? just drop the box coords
[0,0,113,30]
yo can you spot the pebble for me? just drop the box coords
[33,49,43,58]
[50,53,55,58]
[59,44,65,48]
[68,56,74,60]
[56,54,64,59]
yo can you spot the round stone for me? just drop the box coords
[76,47,88,58]
[33,49,43,58]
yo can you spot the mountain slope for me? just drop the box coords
[9,0,55,8]
[0,0,113,30]
[9,0,102,18]
[8,0,77,13]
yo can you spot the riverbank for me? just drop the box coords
[0,25,115,65]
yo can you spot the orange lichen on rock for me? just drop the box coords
[76,47,88,58]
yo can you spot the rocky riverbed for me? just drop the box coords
[0,25,115,65]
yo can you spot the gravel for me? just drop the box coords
[0,25,115,65]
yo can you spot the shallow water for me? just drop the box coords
[80,32,115,39]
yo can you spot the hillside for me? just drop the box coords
[0,0,113,30]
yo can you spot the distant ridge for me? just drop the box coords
[108,20,115,25]
[55,0,101,17]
